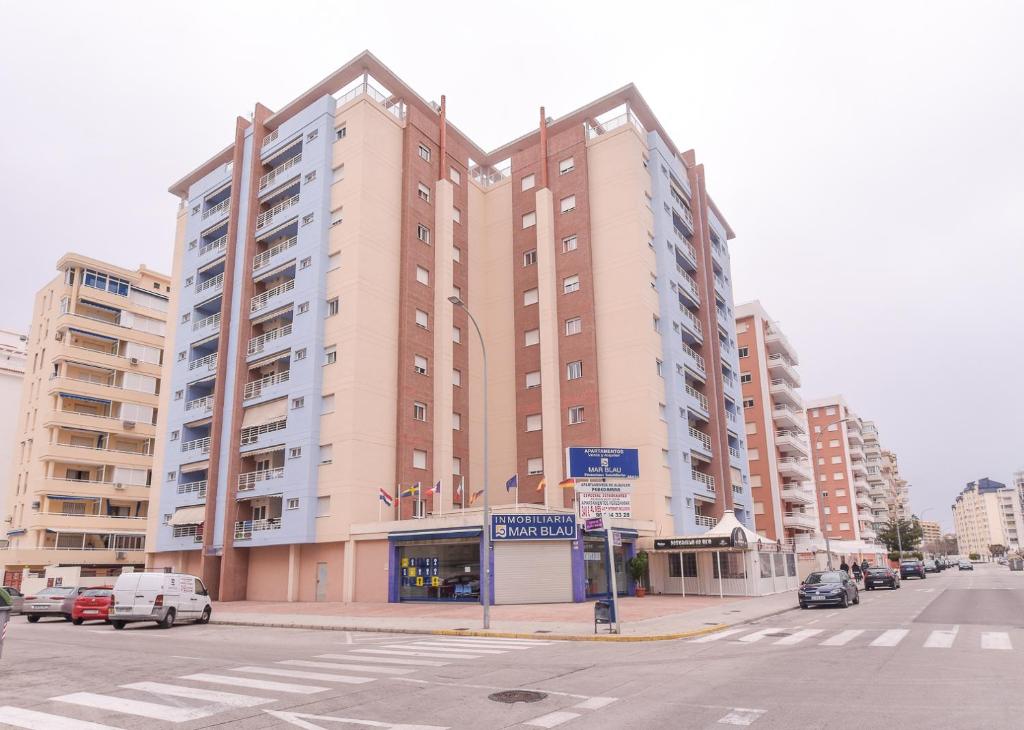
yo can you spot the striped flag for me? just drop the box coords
[559,477,576,490]
[535,477,547,493]
[469,489,484,506]
[431,480,442,495]
[378,488,394,507]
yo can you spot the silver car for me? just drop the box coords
[23,586,83,622]
[2,586,25,615]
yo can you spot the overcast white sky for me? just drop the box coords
[2,1,1021,530]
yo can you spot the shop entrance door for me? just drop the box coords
[315,562,328,601]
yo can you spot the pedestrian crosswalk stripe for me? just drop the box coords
[51,692,220,722]
[869,629,909,647]
[0,706,120,730]
[182,673,328,694]
[422,640,535,650]
[230,666,375,684]
[924,627,958,649]
[573,697,617,710]
[400,643,509,654]
[279,659,414,675]
[690,628,747,643]
[981,632,1012,650]
[122,682,275,707]
[433,636,553,644]
[773,629,823,646]
[819,630,864,646]
[352,648,483,660]
[524,710,582,728]
[319,652,450,667]
[737,628,781,643]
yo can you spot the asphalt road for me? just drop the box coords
[0,562,1021,729]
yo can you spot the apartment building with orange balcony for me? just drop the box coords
[2,255,170,588]
[148,51,750,604]
[735,302,819,542]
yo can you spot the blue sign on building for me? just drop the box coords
[490,513,578,541]
[565,447,640,479]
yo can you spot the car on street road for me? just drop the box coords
[23,586,86,622]
[2,585,25,614]
[900,559,927,580]
[924,560,939,573]
[798,570,860,609]
[864,566,900,590]
[71,587,114,625]
[958,560,974,571]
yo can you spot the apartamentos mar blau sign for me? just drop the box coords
[565,447,640,479]
[490,514,578,541]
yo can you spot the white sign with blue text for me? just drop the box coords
[490,513,578,541]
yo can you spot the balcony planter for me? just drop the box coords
[628,550,649,598]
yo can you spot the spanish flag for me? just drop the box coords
[468,489,485,506]
[535,477,547,493]
[559,477,576,490]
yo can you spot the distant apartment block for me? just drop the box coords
[2,255,170,588]
[952,477,1023,556]
[918,519,941,546]
[735,301,819,542]
[0,329,28,543]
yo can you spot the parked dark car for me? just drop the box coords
[900,559,927,579]
[923,560,939,573]
[864,567,900,590]
[958,560,974,571]
[798,570,860,609]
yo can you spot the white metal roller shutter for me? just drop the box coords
[494,541,572,604]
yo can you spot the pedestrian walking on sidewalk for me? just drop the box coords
[839,559,850,576]
[851,562,862,584]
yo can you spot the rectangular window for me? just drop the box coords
[413,449,427,469]
[566,361,582,380]
[833,472,845,480]
[527,457,544,475]
[837,505,849,514]
[824,507,831,515]
[522,211,537,229]
[418,144,431,161]
[653,315,661,332]
[298,301,310,314]
[825,406,836,416]
[525,371,541,389]
[524,328,540,346]
[521,173,535,191]
[327,298,339,316]
[336,126,346,139]
[656,359,664,377]
[319,444,333,464]
[450,167,461,185]
[565,317,582,336]
[416,266,429,285]
[738,346,749,358]
[332,164,345,183]
[831,456,842,464]
[748,448,760,460]
[746,421,757,435]
[290,447,302,458]
[417,183,431,203]
[452,412,461,430]
[839,522,850,531]
[413,402,427,421]
[321,394,335,414]
[331,208,344,227]
[562,235,578,253]
[525,414,542,432]
[292,397,305,409]
[287,498,300,510]
[568,406,585,425]
[324,347,337,365]
[417,224,431,244]
[415,309,429,329]
[560,195,576,213]
[829,439,840,447]
[452,207,461,223]
[558,157,575,175]
[453,456,462,475]
[743,398,755,408]
[452,326,461,344]
[740,373,752,384]
[317,495,330,517]
[328,251,341,271]
[452,369,461,387]
[523,249,537,267]
[295,348,307,361]
[835,488,847,497]
[563,275,580,294]
[414,355,428,375]
[523,288,538,306]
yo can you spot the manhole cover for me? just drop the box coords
[765,631,791,637]
[703,622,720,625]
[451,628,470,631]
[534,630,552,633]
[488,690,548,704]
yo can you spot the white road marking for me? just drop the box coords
[524,711,582,728]
[230,666,375,684]
[924,627,959,649]
[399,643,508,654]
[0,706,120,730]
[182,673,328,694]
[870,629,909,647]
[420,640,534,650]
[690,628,747,643]
[773,629,823,646]
[122,681,274,707]
[51,692,219,722]
[573,697,617,710]
[737,628,781,643]
[279,659,414,675]
[718,708,767,725]
[981,632,1012,650]
[820,630,864,646]
[431,636,553,644]
[319,653,450,667]
[264,709,449,729]
[916,588,935,593]
[390,677,611,702]
[352,648,482,659]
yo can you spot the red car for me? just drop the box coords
[71,587,114,625]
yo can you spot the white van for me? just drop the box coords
[111,572,212,629]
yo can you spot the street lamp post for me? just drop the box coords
[815,416,857,570]
[449,296,490,630]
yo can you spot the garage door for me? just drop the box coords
[494,541,572,604]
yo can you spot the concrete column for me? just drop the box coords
[286,544,300,602]
[432,180,456,513]
[342,539,356,603]
[534,188,563,505]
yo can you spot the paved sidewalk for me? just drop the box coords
[210,591,799,641]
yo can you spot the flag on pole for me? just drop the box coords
[559,477,576,489]
[400,483,420,498]
[431,480,442,495]
[378,488,394,506]
[535,477,547,493]
[469,489,484,506]
[505,474,518,492]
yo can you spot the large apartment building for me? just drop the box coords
[2,255,170,588]
[0,329,28,543]
[149,51,751,604]
[735,301,819,541]
[952,477,1023,556]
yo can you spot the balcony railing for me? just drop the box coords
[676,267,700,302]
[195,272,225,295]
[188,352,218,372]
[253,236,297,272]
[192,312,221,332]
[255,195,300,230]
[250,279,296,313]
[692,469,716,492]
[681,342,705,372]
[201,199,230,221]
[240,417,287,446]
[684,384,709,411]
[181,436,211,454]
[695,514,716,528]
[258,153,303,192]
[199,235,227,257]
[234,517,282,540]
[237,467,284,491]
[689,426,712,452]
[185,394,213,413]
[584,109,646,140]
[243,370,290,400]
[729,446,742,459]
[177,481,208,499]
[679,306,703,337]
[334,79,407,120]
[248,324,292,355]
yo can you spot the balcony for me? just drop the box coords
[769,378,802,409]
[848,444,865,461]
[255,194,300,231]
[234,518,282,540]
[691,469,716,494]
[258,153,303,195]
[860,527,878,541]
[775,429,809,456]
[766,353,800,387]
[728,446,742,460]
[250,278,296,314]
[676,267,700,305]
[181,436,211,456]
[764,326,798,362]
[684,384,709,416]
[675,240,698,272]
[851,459,868,477]
[198,234,228,258]
[243,370,290,401]
[778,457,812,481]
[695,514,716,528]
[248,324,292,356]
[678,305,703,342]
[771,404,804,431]
[195,272,225,296]
[856,493,873,509]
[240,417,287,446]
[783,511,817,531]
[781,484,815,506]
[237,467,285,492]
[188,352,218,373]
[192,311,221,334]
[176,481,208,499]
[201,199,230,222]
[185,394,214,415]
[680,342,706,378]
[847,428,864,447]
[253,236,298,273]
[689,426,712,456]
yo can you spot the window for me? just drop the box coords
[306,129,319,142]
[835,488,847,497]
[525,414,542,432]
[656,359,664,377]
[524,328,540,346]
[566,361,582,380]
[336,126,347,139]
[177,351,186,362]
[174,390,183,401]
[743,398,755,408]
[819,474,827,482]
[452,246,461,263]
[413,449,427,469]
[328,252,341,271]
[324,347,337,365]
[417,183,431,203]
[287,498,300,510]
[415,309,429,329]
[562,235,578,253]
[748,448,760,460]
[562,275,580,294]
[653,315,661,332]
[181,313,190,324]
[452,207,461,223]
[452,412,461,430]
[317,496,331,517]
[829,439,840,447]
[523,249,537,267]
[416,266,429,285]
[659,403,667,420]
[452,369,462,386]
[298,302,310,314]
[825,406,836,416]
[565,317,582,336]
[452,326,461,344]
[839,522,850,531]
[568,406,585,425]
[831,456,842,464]
[304,170,317,184]
[740,373,752,384]
[300,256,311,270]
[331,208,344,227]
[827,423,839,431]
[449,167,461,185]
[332,164,345,183]
[414,355,428,375]
[817,457,825,465]
[321,394,335,414]
[295,348,307,361]
[452,285,461,300]
[166,471,176,481]
[746,421,757,435]
[525,371,541,389]
[302,213,315,226]
[833,472,845,480]
[319,444,333,464]
[290,447,302,458]
[413,402,427,421]
[560,195,576,213]
[738,346,749,358]
[170,429,180,442]
[824,507,831,515]
[418,144,431,161]
[521,173,535,191]
[453,456,462,475]
[837,505,849,514]
[523,288,538,306]
[527,457,544,475]
[417,224,431,244]
[750,474,762,487]
[558,157,575,175]
[328,297,339,316]
[292,397,305,409]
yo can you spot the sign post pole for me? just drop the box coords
[605,525,620,634]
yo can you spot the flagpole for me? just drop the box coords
[439,479,444,517]
[378,493,382,522]
[515,473,519,509]
[461,476,466,516]
[544,474,549,511]
[397,483,402,522]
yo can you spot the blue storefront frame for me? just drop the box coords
[576,528,638,599]
[387,528,494,604]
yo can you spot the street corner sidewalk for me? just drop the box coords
[209,590,799,642]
